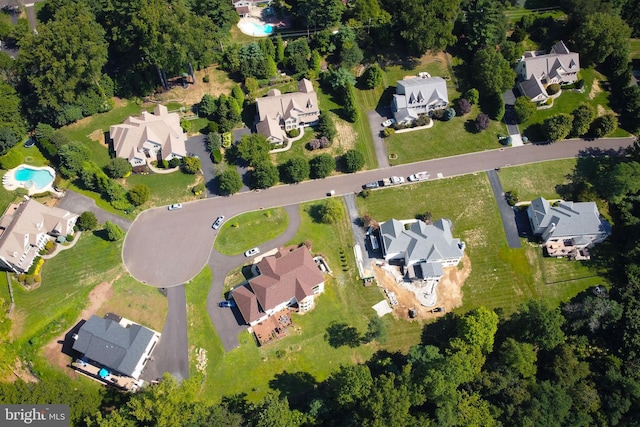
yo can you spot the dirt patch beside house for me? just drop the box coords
[153,66,234,107]
[372,254,471,321]
[41,281,114,376]
[588,79,602,100]
[333,119,357,152]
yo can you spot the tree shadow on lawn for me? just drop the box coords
[419,312,458,351]
[269,370,319,405]
[522,123,545,143]
[464,119,480,134]
[324,321,361,348]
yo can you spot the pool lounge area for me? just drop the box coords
[3,165,61,196]
[237,18,275,37]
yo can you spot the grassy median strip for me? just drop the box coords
[213,207,289,255]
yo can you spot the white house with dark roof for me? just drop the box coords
[0,199,78,273]
[72,314,160,381]
[232,246,325,326]
[391,76,449,125]
[255,79,320,144]
[379,218,465,286]
[527,197,610,259]
[515,41,580,103]
[109,104,187,166]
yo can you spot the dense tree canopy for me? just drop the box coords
[395,0,461,55]
[18,3,109,125]
[574,12,632,65]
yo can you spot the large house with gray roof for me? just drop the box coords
[72,314,160,381]
[0,199,78,273]
[232,246,325,326]
[379,218,465,284]
[255,79,320,144]
[109,104,187,166]
[515,41,580,103]
[527,197,610,259]
[391,76,449,125]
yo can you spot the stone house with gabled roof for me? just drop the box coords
[232,246,325,326]
[72,314,160,381]
[515,41,580,103]
[255,79,320,144]
[0,199,78,273]
[109,104,187,166]
[527,197,610,259]
[391,76,449,125]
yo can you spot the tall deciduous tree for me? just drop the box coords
[0,81,25,138]
[457,307,499,354]
[18,3,108,124]
[511,299,565,351]
[574,12,631,65]
[342,149,364,172]
[395,0,461,55]
[295,0,345,29]
[251,161,279,189]
[472,47,516,95]
[543,113,573,141]
[280,157,310,183]
[236,134,271,166]
[570,103,595,137]
[218,168,243,195]
[310,153,336,179]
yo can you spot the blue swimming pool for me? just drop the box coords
[247,21,273,36]
[15,166,55,190]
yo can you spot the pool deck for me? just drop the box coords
[237,8,289,37]
[2,165,63,197]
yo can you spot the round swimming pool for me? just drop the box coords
[15,166,55,190]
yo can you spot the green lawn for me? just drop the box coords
[497,158,576,201]
[214,208,289,255]
[520,67,630,141]
[125,171,202,211]
[355,170,605,314]
[11,233,123,347]
[630,38,640,60]
[57,101,142,168]
[193,199,410,402]
[385,104,506,165]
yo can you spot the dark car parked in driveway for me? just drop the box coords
[219,300,236,308]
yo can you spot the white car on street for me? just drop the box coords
[168,203,182,211]
[390,176,405,184]
[408,171,430,182]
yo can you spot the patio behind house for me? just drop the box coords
[249,308,295,346]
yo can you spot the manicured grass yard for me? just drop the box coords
[497,158,576,201]
[630,38,640,60]
[191,199,421,402]
[11,233,123,348]
[57,100,143,168]
[384,105,507,164]
[355,168,605,314]
[125,170,202,211]
[520,67,629,141]
[214,207,289,255]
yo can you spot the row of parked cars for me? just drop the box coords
[362,171,430,189]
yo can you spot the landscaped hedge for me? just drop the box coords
[546,83,561,95]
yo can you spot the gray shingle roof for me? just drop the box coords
[72,315,156,377]
[527,197,611,240]
[380,218,464,265]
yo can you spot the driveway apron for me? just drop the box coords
[141,285,189,382]
[56,190,132,231]
[486,169,521,248]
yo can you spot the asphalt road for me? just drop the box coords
[122,137,633,288]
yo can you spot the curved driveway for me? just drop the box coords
[122,137,633,288]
